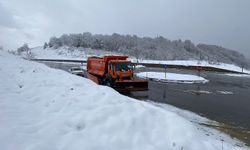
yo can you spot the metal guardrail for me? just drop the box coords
[135,62,243,74]
[31,59,87,63]
[31,58,243,74]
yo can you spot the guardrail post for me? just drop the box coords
[164,64,167,79]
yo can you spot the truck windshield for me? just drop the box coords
[115,62,134,71]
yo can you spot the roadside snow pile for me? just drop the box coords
[217,91,234,95]
[1,51,248,150]
[133,59,250,74]
[137,72,209,84]
[30,46,123,60]
[225,73,250,78]
[135,65,145,69]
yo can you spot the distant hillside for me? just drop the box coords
[44,32,249,68]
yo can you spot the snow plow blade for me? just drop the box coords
[114,80,148,92]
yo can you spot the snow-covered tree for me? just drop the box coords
[60,34,71,46]
[44,33,250,68]
[48,36,62,48]
[17,44,30,55]
[43,42,48,49]
[91,39,104,49]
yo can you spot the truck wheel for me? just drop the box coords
[106,77,114,87]
[98,78,103,85]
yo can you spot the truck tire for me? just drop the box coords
[106,76,114,87]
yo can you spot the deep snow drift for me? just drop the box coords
[137,72,208,84]
[0,51,249,150]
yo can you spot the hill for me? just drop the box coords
[45,32,249,68]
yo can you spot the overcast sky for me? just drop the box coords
[0,0,250,57]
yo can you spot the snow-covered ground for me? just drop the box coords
[137,72,209,84]
[29,46,124,60]
[27,46,250,74]
[1,51,249,150]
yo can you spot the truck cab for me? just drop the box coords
[108,60,134,81]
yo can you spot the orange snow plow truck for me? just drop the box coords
[87,56,148,92]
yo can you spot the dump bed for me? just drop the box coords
[87,56,128,77]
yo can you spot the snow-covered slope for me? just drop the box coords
[28,46,250,74]
[1,51,248,150]
[30,46,124,60]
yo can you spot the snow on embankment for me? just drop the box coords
[137,72,208,84]
[133,59,250,74]
[1,51,248,150]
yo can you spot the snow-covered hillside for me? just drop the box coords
[45,33,250,68]
[29,46,124,60]
[1,51,249,149]
[27,46,250,74]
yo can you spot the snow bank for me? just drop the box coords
[137,72,209,84]
[135,65,145,69]
[1,51,248,150]
[224,73,250,78]
[217,91,234,95]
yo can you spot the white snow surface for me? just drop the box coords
[137,72,209,84]
[1,51,249,150]
[224,73,250,78]
[217,91,234,95]
[30,46,123,60]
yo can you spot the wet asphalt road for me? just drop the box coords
[43,62,250,131]
[132,68,250,131]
